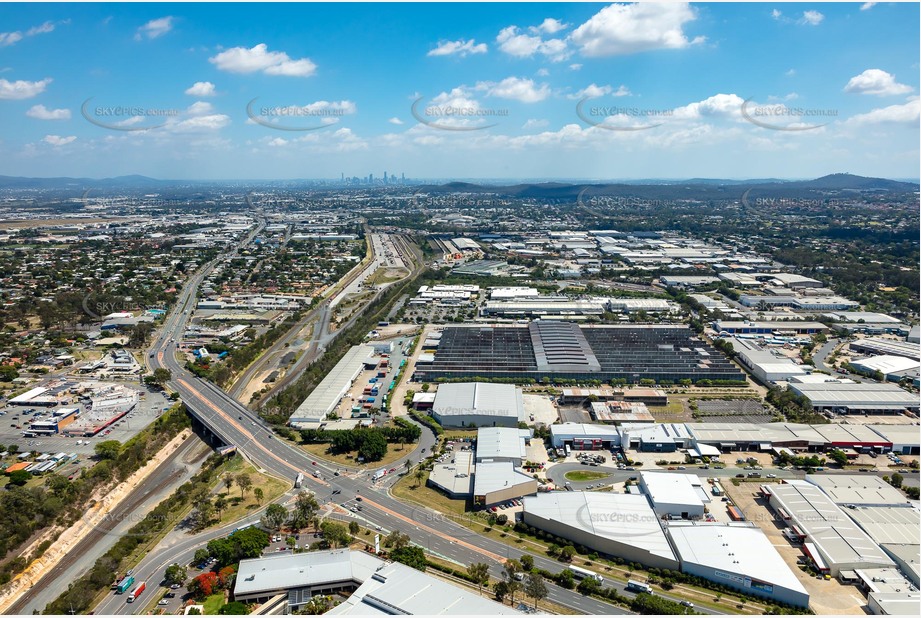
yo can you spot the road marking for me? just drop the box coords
[360,497,506,564]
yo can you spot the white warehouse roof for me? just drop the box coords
[289,345,374,426]
[432,382,523,420]
[640,471,710,509]
[475,427,530,462]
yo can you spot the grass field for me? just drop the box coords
[390,468,469,515]
[300,441,413,469]
[208,459,288,529]
[563,470,610,482]
[202,593,225,614]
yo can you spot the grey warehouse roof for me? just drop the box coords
[432,382,523,419]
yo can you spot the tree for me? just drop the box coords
[187,572,219,600]
[218,601,248,615]
[146,367,172,386]
[165,563,187,587]
[263,503,287,531]
[237,473,253,497]
[214,495,227,519]
[253,487,264,505]
[289,491,319,531]
[494,580,510,603]
[390,545,427,571]
[358,430,388,462]
[386,530,410,550]
[223,474,234,494]
[414,468,425,487]
[520,554,534,572]
[217,565,236,589]
[7,470,30,486]
[525,573,548,610]
[94,440,121,460]
[193,501,214,530]
[577,575,600,595]
[557,569,575,589]
[890,473,904,489]
[320,521,351,548]
[559,545,576,562]
[467,562,490,596]
[207,527,269,566]
[349,521,360,535]
[194,549,210,565]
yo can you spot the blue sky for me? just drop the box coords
[1,2,918,180]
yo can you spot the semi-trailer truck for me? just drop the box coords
[127,581,146,602]
[626,580,653,594]
[568,565,603,583]
[115,575,135,594]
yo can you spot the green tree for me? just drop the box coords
[94,440,122,460]
[559,545,576,562]
[7,470,30,486]
[520,554,534,572]
[557,569,575,589]
[358,430,388,462]
[349,521,360,535]
[890,473,904,489]
[263,503,287,531]
[214,495,227,519]
[194,549,210,565]
[386,530,410,550]
[414,467,425,487]
[320,521,351,548]
[207,527,269,566]
[525,573,548,611]
[390,545,427,571]
[289,491,319,531]
[237,473,252,497]
[467,562,490,596]
[223,474,234,494]
[253,487,264,505]
[494,580,510,603]
[577,575,600,595]
[165,563,188,586]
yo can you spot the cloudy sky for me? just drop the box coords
[0,2,918,180]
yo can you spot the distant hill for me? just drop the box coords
[0,174,166,190]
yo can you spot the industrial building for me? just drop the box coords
[472,461,538,507]
[550,423,622,450]
[805,474,914,507]
[766,481,894,576]
[590,401,654,424]
[639,472,709,519]
[786,382,920,415]
[522,492,680,570]
[416,323,744,384]
[666,522,810,607]
[474,427,530,465]
[427,450,474,498]
[731,338,811,383]
[712,320,829,335]
[559,387,668,406]
[848,355,920,385]
[618,423,694,452]
[868,425,921,455]
[27,407,78,434]
[233,550,516,614]
[850,337,920,361]
[288,345,374,428]
[430,382,524,428]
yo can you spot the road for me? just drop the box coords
[91,227,649,615]
[9,436,212,615]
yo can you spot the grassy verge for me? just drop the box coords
[563,470,610,482]
[207,460,288,529]
[300,442,412,469]
[202,593,225,614]
[390,470,469,516]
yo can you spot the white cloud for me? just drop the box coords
[185,81,216,97]
[571,2,704,57]
[785,68,796,77]
[536,68,549,77]
[496,26,570,61]
[569,63,583,71]
[523,118,549,129]
[860,3,877,11]
[671,93,745,121]
[848,98,920,124]
[186,101,215,115]
[771,9,783,20]
[0,77,52,100]
[267,137,288,147]
[531,18,569,35]
[428,39,488,57]
[569,83,631,99]
[26,104,70,120]
[209,44,317,77]
[135,16,173,41]
[388,117,404,125]
[844,69,913,96]
[43,134,76,146]
[800,11,824,26]
[0,21,56,47]
[476,77,550,103]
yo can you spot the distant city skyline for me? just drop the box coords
[0,2,918,179]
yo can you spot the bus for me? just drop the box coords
[231,523,255,535]
[568,565,603,583]
[626,580,653,594]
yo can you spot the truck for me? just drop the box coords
[378,321,390,327]
[568,565,603,584]
[295,472,304,489]
[115,575,135,594]
[626,580,653,594]
[127,581,146,602]
[377,371,386,378]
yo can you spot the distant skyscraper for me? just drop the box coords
[384,171,388,183]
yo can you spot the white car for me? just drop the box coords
[767,474,777,478]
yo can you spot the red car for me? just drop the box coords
[312,461,317,466]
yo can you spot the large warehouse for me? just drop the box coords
[522,492,680,570]
[666,522,810,608]
[766,482,894,576]
[786,382,920,415]
[805,474,914,507]
[550,423,622,449]
[289,345,375,428]
[639,472,709,519]
[415,322,745,383]
[430,382,524,428]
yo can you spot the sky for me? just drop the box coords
[0,1,918,181]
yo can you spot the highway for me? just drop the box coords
[90,226,641,615]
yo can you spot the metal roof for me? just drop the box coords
[806,475,912,506]
[432,382,523,419]
[473,461,535,496]
[289,345,374,425]
[234,549,381,598]
[640,472,709,509]
[846,506,921,546]
[787,382,919,408]
[667,522,808,598]
[475,427,529,461]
